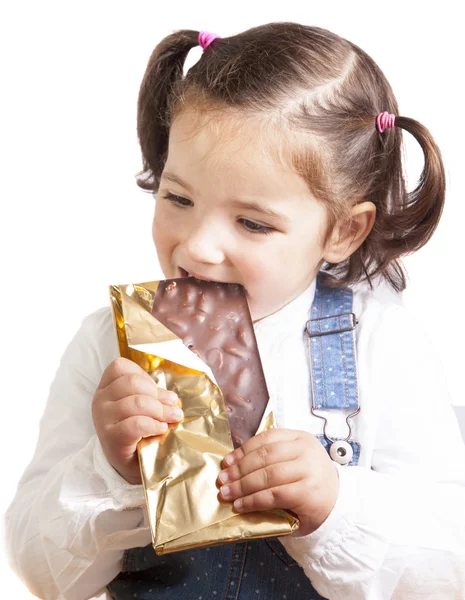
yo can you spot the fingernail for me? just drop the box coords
[221,485,231,498]
[223,454,235,466]
[168,407,184,420]
[234,499,243,511]
[165,391,178,405]
[218,471,229,484]
[160,422,168,432]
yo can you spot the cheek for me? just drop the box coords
[238,249,278,288]
[152,214,162,246]
[152,206,176,251]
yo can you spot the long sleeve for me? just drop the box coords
[5,308,151,600]
[281,304,465,599]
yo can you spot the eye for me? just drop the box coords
[161,192,193,208]
[238,218,274,235]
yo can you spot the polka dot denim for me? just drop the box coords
[108,273,360,599]
[107,538,328,599]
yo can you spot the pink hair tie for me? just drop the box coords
[376,112,396,133]
[198,30,221,51]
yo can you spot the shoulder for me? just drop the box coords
[70,306,119,373]
[350,279,432,350]
[351,278,402,320]
[80,305,115,337]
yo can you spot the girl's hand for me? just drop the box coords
[92,357,184,485]
[217,429,339,536]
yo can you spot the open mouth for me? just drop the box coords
[179,267,215,282]
[179,267,248,298]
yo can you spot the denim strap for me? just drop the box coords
[306,272,359,411]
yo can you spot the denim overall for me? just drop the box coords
[108,274,361,600]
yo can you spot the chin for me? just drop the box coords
[248,304,266,322]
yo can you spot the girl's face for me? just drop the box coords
[153,110,330,321]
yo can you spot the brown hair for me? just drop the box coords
[136,22,445,292]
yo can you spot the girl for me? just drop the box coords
[6,22,465,600]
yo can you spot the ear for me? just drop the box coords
[323,201,376,264]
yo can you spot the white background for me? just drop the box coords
[1,1,464,597]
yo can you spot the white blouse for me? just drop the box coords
[5,279,465,600]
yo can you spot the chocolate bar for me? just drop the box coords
[152,278,269,447]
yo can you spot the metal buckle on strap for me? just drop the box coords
[306,312,358,338]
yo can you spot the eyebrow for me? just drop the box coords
[230,200,290,222]
[162,171,289,222]
[161,172,194,193]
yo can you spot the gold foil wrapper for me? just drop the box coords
[109,281,299,555]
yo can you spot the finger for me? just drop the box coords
[233,482,306,514]
[107,415,169,447]
[98,357,147,390]
[220,460,305,502]
[109,395,184,424]
[103,373,177,405]
[157,387,181,406]
[218,440,302,485]
[223,429,301,468]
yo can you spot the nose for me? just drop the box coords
[183,220,225,265]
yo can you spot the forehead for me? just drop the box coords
[166,108,312,198]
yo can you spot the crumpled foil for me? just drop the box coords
[109,280,299,554]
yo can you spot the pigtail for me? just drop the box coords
[369,117,446,292]
[386,117,446,254]
[136,30,200,191]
